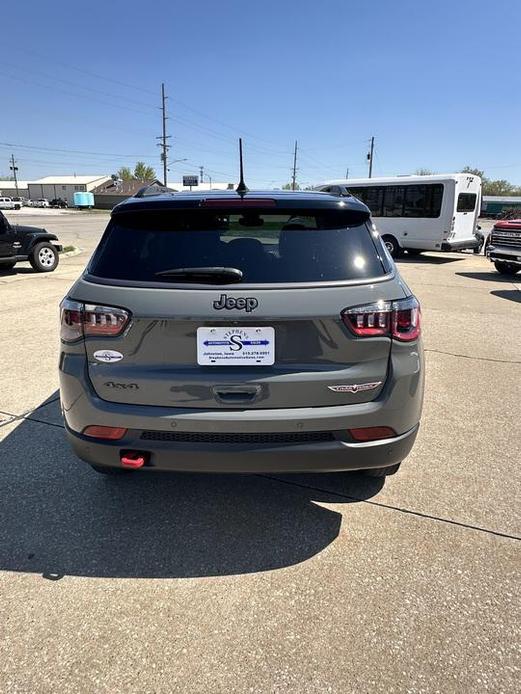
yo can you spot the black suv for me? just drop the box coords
[0,211,62,272]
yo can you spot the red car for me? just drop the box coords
[487,219,521,275]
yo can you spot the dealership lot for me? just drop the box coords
[0,213,519,692]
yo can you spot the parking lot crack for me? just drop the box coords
[259,475,521,542]
[425,348,521,365]
[0,409,65,430]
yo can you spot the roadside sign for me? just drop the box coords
[183,175,199,187]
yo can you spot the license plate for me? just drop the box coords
[197,327,275,366]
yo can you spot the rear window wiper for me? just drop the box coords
[154,266,244,284]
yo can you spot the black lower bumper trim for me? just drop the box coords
[65,423,420,474]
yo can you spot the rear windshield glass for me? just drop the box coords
[457,193,477,212]
[89,209,386,284]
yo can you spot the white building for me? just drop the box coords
[28,175,111,205]
[0,180,31,198]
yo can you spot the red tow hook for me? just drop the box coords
[120,451,149,469]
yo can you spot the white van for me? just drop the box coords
[315,174,482,257]
[0,197,19,210]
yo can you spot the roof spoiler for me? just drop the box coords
[134,184,176,198]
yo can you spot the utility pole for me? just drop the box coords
[9,154,19,197]
[157,83,171,186]
[199,165,204,184]
[367,136,374,178]
[345,167,349,179]
[291,140,298,191]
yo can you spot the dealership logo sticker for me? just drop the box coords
[328,382,382,394]
[93,350,124,363]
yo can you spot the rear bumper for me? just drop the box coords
[65,422,419,473]
[441,237,480,251]
[59,345,424,473]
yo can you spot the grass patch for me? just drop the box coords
[60,245,76,253]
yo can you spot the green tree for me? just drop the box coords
[461,167,521,197]
[461,166,485,179]
[134,162,156,181]
[483,179,517,196]
[117,166,134,181]
[282,182,300,190]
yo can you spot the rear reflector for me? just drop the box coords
[83,425,128,440]
[349,426,396,442]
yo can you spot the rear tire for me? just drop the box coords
[29,242,59,272]
[382,235,402,258]
[90,465,130,476]
[363,463,401,477]
[494,261,520,276]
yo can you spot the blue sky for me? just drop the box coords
[2,0,520,186]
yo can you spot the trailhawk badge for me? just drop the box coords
[328,382,382,394]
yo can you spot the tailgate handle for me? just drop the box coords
[213,385,261,403]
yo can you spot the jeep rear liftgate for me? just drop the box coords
[71,203,408,409]
[71,284,404,409]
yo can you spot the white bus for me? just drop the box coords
[315,174,482,257]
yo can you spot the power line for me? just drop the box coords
[0,142,157,159]
[7,48,292,154]
[10,46,160,98]
[0,71,154,117]
[1,59,158,112]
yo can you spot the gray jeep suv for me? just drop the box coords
[59,190,424,477]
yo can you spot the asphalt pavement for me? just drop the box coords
[0,212,519,693]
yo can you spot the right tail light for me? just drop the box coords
[60,298,131,342]
[341,296,421,342]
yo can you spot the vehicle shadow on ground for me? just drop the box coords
[0,395,384,580]
[455,271,516,283]
[490,289,521,304]
[0,266,34,276]
[396,254,466,265]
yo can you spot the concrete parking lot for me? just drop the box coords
[0,212,519,693]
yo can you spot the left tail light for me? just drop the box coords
[60,299,131,342]
[341,296,421,342]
